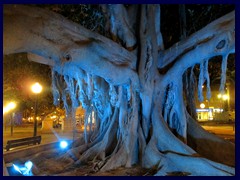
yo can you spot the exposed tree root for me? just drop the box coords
[187,115,235,166]
[155,152,234,176]
[100,145,128,171]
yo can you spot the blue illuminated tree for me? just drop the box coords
[3,4,235,175]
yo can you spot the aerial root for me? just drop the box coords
[155,152,234,176]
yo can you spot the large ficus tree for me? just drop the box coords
[4,4,235,175]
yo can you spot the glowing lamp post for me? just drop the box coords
[3,102,16,136]
[31,83,42,94]
[31,82,42,137]
[218,93,229,111]
[200,103,205,109]
[3,102,16,115]
[222,94,229,101]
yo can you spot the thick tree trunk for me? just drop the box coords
[3,4,235,176]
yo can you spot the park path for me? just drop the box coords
[3,122,235,152]
[3,125,83,151]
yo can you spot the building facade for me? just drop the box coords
[196,80,235,121]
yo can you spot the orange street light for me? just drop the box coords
[31,82,42,94]
[3,102,16,114]
[222,94,229,101]
[31,82,42,137]
[3,102,16,136]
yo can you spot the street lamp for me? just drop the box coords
[217,93,229,111]
[200,103,205,109]
[31,82,42,137]
[217,94,222,99]
[3,102,16,115]
[222,94,229,101]
[3,102,16,136]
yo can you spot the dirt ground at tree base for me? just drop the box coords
[53,165,151,176]
[49,164,189,176]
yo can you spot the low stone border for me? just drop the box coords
[3,140,72,176]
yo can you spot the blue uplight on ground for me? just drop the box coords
[60,140,68,149]
[12,161,33,176]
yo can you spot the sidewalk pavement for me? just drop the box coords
[3,125,83,152]
[3,123,234,151]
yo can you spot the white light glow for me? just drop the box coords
[3,107,10,114]
[200,103,205,109]
[12,161,33,176]
[8,102,16,109]
[3,102,16,114]
[60,140,68,149]
[222,94,229,101]
[51,115,57,119]
[31,82,42,94]
[13,164,22,174]
[196,108,209,112]
[25,161,33,170]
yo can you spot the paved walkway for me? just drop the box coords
[3,122,235,152]
[202,124,235,142]
[3,125,83,152]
